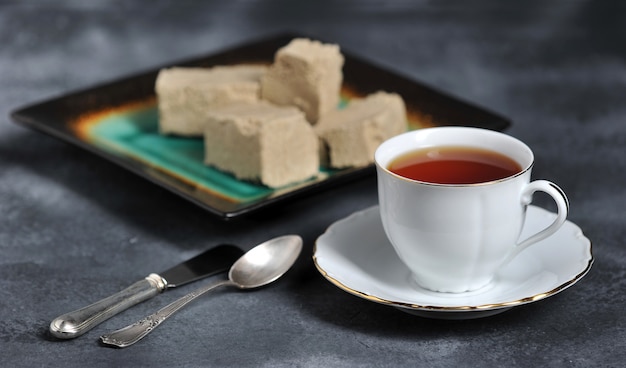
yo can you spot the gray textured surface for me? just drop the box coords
[1,1,624,367]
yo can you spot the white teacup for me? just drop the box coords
[375,127,568,293]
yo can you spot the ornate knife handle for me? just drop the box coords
[101,279,232,348]
[49,274,167,339]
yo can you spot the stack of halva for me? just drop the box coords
[155,38,408,188]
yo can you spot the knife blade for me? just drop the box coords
[49,244,243,339]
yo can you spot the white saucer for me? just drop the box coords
[313,205,593,320]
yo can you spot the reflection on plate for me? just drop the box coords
[313,205,593,320]
[10,33,510,219]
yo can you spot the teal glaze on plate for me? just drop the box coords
[84,97,353,204]
[86,105,274,203]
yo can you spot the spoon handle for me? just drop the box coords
[100,279,233,348]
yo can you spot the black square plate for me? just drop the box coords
[10,33,510,219]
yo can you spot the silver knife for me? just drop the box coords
[49,244,243,339]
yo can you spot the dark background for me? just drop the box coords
[1,1,624,367]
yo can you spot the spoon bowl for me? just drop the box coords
[100,235,302,348]
[229,235,302,289]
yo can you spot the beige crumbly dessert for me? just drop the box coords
[203,101,319,188]
[315,91,407,168]
[260,38,344,124]
[155,65,267,136]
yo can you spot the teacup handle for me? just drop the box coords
[507,180,569,261]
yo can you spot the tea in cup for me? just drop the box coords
[374,127,568,293]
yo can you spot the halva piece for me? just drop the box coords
[203,101,319,188]
[155,65,267,136]
[261,38,344,124]
[315,91,407,168]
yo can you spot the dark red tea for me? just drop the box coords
[388,146,522,184]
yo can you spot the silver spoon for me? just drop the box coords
[100,235,302,348]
